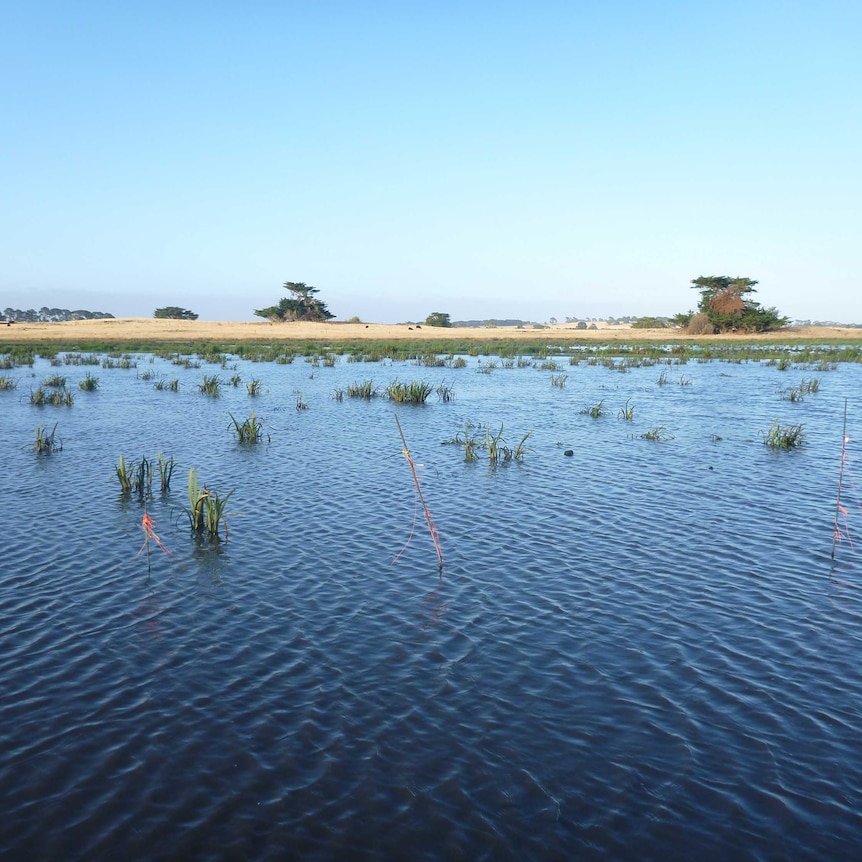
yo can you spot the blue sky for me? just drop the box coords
[2,1,859,323]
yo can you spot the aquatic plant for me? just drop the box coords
[33,422,61,454]
[154,377,180,391]
[198,374,222,396]
[447,356,467,369]
[116,455,132,493]
[550,373,567,388]
[386,379,434,404]
[581,399,606,419]
[763,420,806,449]
[619,399,635,420]
[443,422,481,462]
[185,468,234,541]
[657,369,670,386]
[347,380,378,399]
[31,386,74,406]
[157,453,175,493]
[485,424,532,464]
[295,391,309,410]
[247,378,264,396]
[78,372,99,391]
[43,374,67,388]
[229,411,267,443]
[436,382,455,402]
[229,374,242,387]
[0,375,17,390]
[639,425,674,441]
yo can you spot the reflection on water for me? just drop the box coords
[0,350,861,860]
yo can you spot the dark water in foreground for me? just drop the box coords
[1,350,861,860]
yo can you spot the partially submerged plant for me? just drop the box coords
[295,391,308,410]
[386,379,434,404]
[34,423,62,454]
[763,420,806,449]
[247,378,264,396]
[581,399,606,419]
[347,380,378,399]
[485,424,533,464]
[157,453,175,493]
[116,455,132,493]
[550,373,567,388]
[619,399,635,420]
[198,374,222,396]
[78,372,99,391]
[229,410,268,443]
[185,468,234,541]
[639,425,674,441]
[0,375,17,390]
[436,382,455,402]
[154,377,180,391]
[43,374,67,388]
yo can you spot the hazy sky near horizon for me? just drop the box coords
[2,1,859,323]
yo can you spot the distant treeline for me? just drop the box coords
[2,307,115,323]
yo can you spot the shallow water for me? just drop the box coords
[1,350,861,860]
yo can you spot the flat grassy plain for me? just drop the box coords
[1,317,860,357]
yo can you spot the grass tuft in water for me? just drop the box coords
[639,425,674,441]
[198,374,222,396]
[229,410,268,443]
[386,379,434,403]
[581,399,606,419]
[247,378,264,396]
[185,468,234,541]
[78,372,99,391]
[34,422,62,454]
[550,373,567,388]
[0,375,17,390]
[619,399,635,420]
[763,420,806,449]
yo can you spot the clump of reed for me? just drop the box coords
[418,354,445,367]
[115,453,174,496]
[247,378,264,396]
[619,399,635,420]
[763,420,806,449]
[0,375,17,390]
[295,391,309,410]
[581,399,606,419]
[78,372,99,391]
[185,468,234,541]
[229,374,242,387]
[30,386,74,406]
[436,382,455,402]
[198,374,222,396]
[550,373,568,388]
[347,380,378,399]
[639,425,674,441]
[43,374,67,388]
[33,422,62,454]
[385,379,434,404]
[657,369,670,385]
[447,356,467,369]
[229,411,268,443]
[153,377,180,391]
[485,424,533,464]
[443,422,483,462]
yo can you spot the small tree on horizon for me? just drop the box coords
[254,281,334,322]
[154,306,199,320]
[425,311,452,328]
[684,276,788,333]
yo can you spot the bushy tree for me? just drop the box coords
[154,306,199,320]
[686,276,788,333]
[425,311,452,328]
[255,282,334,322]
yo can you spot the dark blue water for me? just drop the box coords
[1,350,861,860]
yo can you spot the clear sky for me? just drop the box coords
[2,1,859,323]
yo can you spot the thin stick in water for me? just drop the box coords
[394,414,444,570]
[832,398,850,559]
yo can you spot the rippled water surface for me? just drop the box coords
[2,348,861,860]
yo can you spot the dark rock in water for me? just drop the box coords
[564,449,573,457]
